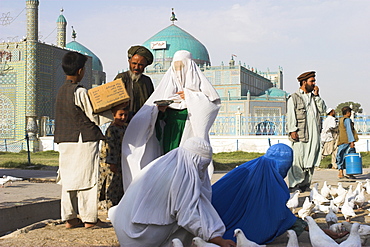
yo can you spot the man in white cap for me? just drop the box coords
[320,108,338,168]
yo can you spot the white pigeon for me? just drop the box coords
[337,182,347,197]
[330,184,339,198]
[305,216,339,247]
[286,190,300,213]
[333,190,347,208]
[321,181,331,199]
[364,179,370,194]
[4,175,23,181]
[234,228,266,247]
[329,222,346,234]
[341,197,356,222]
[325,207,338,227]
[339,222,361,247]
[342,221,370,245]
[0,176,11,187]
[172,238,184,247]
[313,203,330,214]
[192,237,220,247]
[298,197,315,219]
[286,229,299,247]
[344,185,357,203]
[310,183,318,200]
[329,199,339,214]
[311,183,330,205]
[354,181,362,195]
[354,188,366,209]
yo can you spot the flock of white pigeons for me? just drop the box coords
[172,179,370,247]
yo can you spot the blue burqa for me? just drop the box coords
[211,143,297,244]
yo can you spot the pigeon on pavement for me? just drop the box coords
[172,238,184,247]
[286,190,300,213]
[286,229,299,247]
[305,216,339,247]
[234,228,266,247]
[339,222,361,247]
[192,237,220,247]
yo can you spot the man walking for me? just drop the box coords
[287,71,326,192]
[321,108,338,168]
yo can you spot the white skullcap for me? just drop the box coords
[182,137,212,159]
[326,108,334,114]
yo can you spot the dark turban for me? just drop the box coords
[297,71,315,82]
[127,45,153,65]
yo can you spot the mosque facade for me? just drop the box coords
[0,0,105,151]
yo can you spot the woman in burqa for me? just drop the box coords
[108,137,236,247]
[121,50,220,190]
[211,143,306,244]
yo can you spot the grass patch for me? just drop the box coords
[1,150,369,171]
[213,151,263,171]
[0,150,59,168]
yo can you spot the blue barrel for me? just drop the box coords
[345,153,362,175]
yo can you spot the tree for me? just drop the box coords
[335,101,363,115]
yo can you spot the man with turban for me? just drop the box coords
[287,71,326,192]
[114,45,154,120]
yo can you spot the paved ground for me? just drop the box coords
[1,167,370,246]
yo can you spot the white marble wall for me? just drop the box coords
[39,135,370,153]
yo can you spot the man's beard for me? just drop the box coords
[305,84,314,92]
[129,71,142,83]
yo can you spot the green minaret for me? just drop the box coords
[57,9,67,47]
[26,0,39,41]
[25,0,39,140]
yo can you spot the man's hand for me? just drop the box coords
[313,86,319,96]
[350,142,355,149]
[109,164,118,174]
[290,131,299,141]
[157,105,168,112]
[209,237,236,247]
[176,91,185,100]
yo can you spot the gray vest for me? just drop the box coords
[54,81,104,144]
[288,91,321,143]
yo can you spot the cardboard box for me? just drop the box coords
[88,79,130,113]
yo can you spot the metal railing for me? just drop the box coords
[38,115,370,137]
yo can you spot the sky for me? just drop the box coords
[1,0,369,114]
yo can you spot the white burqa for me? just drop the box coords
[109,137,226,246]
[121,50,221,190]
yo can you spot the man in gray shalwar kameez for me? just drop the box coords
[287,71,326,192]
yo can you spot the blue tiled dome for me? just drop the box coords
[66,41,103,71]
[266,87,288,97]
[142,24,210,67]
[257,87,288,99]
[56,14,66,24]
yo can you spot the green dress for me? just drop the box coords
[156,108,188,154]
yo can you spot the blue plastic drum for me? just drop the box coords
[345,153,362,175]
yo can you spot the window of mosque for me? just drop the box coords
[215,71,221,85]
[0,95,15,138]
[254,107,281,116]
